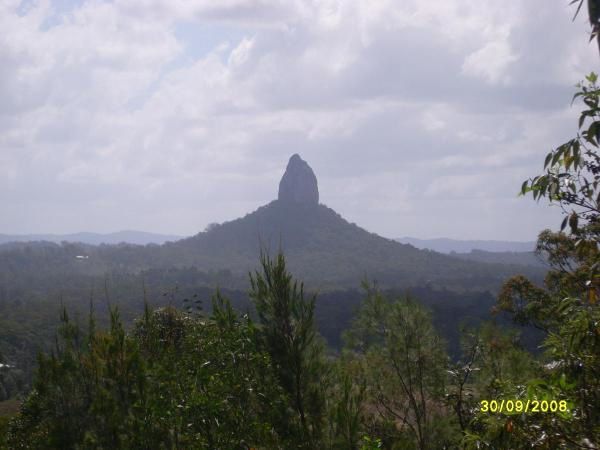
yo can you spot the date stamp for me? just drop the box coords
[480,399,569,414]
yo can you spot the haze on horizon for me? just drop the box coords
[1,0,597,241]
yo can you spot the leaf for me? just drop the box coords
[552,151,562,167]
[588,121,600,146]
[584,97,598,110]
[573,141,581,167]
[561,216,569,231]
[565,155,573,171]
[571,0,584,20]
[544,152,553,168]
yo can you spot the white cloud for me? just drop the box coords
[462,36,519,85]
[0,0,597,240]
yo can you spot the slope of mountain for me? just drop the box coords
[163,199,545,290]
[451,249,547,268]
[0,230,183,246]
[0,154,547,291]
[395,237,536,253]
[156,155,545,289]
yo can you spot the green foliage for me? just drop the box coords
[249,251,328,448]
[0,251,562,449]
[6,297,290,449]
[448,322,536,445]
[497,226,599,333]
[537,295,600,444]
[497,274,554,331]
[327,358,367,449]
[345,283,455,450]
[7,307,146,449]
[474,72,600,449]
[360,435,383,449]
[521,74,600,238]
[132,299,288,449]
[466,296,600,449]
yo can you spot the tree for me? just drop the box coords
[7,307,146,449]
[522,73,600,229]
[480,11,600,439]
[514,73,600,328]
[327,356,368,450]
[133,298,288,449]
[345,283,453,450]
[6,298,290,449]
[249,251,328,448]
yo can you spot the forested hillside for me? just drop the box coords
[0,200,547,292]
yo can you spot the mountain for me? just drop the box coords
[0,230,183,246]
[162,200,539,290]
[156,154,545,289]
[395,237,536,253]
[0,154,546,291]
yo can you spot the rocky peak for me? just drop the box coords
[278,154,319,205]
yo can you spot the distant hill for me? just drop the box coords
[162,200,545,290]
[0,230,183,246]
[395,237,536,253]
[393,238,545,267]
[451,249,547,268]
[0,155,547,291]
[0,200,546,292]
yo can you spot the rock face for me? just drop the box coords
[278,154,319,205]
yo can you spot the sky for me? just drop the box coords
[0,0,597,241]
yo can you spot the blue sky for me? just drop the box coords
[0,0,597,240]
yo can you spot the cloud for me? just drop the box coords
[0,0,597,240]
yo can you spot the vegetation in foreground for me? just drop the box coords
[0,218,598,449]
[0,255,502,448]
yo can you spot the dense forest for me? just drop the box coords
[0,225,597,448]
